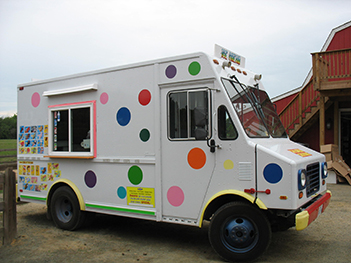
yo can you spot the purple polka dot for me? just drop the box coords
[165,65,177,79]
[31,92,40,107]
[167,186,184,207]
[84,170,97,188]
[100,92,109,104]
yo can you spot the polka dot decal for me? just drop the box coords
[117,186,127,199]
[167,186,184,207]
[31,92,40,107]
[116,107,131,126]
[224,160,234,170]
[187,148,206,169]
[128,165,143,185]
[165,65,177,79]
[110,61,206,207]
[263,163,283,184]
[100,92,109,104]
[117,166,145,201]
[85,170,97,188]
[188,61,201,76]
[138,89,151,106]
[139,128,150,142]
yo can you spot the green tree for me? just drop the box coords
[0,114,17,139]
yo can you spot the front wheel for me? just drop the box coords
[209,202,271,262]
[50,186,85,230]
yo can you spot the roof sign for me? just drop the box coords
[214,44,246,67]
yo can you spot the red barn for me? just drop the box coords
[273,21,351,168]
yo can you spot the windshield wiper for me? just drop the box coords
[230,75,270,135]
[249,88,266,119]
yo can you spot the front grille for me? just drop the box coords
[306,162,320,197]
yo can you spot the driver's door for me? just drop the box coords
[160,85,215,222]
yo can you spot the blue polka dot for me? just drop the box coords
[117,186,127,199]
[263,163,283,184]
[117,107,131,126]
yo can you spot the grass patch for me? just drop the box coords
[0,139,16,150]
[0,139,17,164]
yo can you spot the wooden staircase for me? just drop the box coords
[279,48,351,140]
[279,79,321,139]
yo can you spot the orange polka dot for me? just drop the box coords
[187,148,206,169]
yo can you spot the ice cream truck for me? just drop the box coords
[17,45,331,262]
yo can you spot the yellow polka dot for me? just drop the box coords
[224,160,234,170]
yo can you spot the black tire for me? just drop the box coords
[209,202,271,262]
[50,186,86,231]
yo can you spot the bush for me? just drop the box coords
[0,115,17,139]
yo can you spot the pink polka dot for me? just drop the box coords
[100,92,109,105]
[31,92,40,107]
[138,89,151,106]
[167,186,184,207]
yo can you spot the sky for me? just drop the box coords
[1,0,351,117]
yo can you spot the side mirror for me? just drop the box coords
[194,107,208,140]
[194,128,207,140]
[194,107,207,127]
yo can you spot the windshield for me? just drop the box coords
[222,78,287,138]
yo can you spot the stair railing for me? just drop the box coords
[279,79,320,136]
[312,48,351,91]
[279,48,351,137]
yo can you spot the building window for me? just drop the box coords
[168,89,210,140]
[48,101,96,158]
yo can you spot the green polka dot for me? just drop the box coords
[128,166,143,185]
[188,61,201,76]
[139,128,150,142]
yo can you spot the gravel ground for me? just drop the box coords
[1,183,350,263]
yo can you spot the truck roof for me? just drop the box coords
[18,52,208,88]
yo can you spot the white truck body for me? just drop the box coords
[17,45,331,262]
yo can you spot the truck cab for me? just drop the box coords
[159,46,331,261]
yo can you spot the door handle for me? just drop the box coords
[210,139,216,153]
[205,139,217,153]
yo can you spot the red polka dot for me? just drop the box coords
[138,89,151,106]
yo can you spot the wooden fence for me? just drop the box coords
[0,168,17,245]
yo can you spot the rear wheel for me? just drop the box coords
[50,186,85,230]
[209,202,271,262]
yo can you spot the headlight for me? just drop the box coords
[298,169,307,190]
[322,162,328,179]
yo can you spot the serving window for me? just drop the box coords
[48,101,96,158]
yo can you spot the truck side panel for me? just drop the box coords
[18,64,159,220]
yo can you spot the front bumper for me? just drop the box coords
[295,190,332,231]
